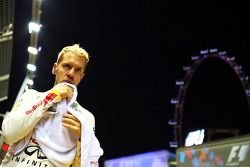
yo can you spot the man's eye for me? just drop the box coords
[63,64,70,68]
[76,68,81,73]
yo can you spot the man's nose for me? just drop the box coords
[67,68,74,77]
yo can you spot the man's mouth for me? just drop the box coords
[62,80,74,84]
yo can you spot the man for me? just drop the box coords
[1,44,103,167]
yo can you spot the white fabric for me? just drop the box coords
[68,103,103,167]
[0,139,55,167]
[35,83,103,167]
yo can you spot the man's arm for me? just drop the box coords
[2,88,62,144]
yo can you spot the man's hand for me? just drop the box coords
[52,85,74,101]
[62,112,81,139]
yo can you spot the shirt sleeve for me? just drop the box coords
[2,89,62,144]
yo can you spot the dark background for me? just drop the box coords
[1,0,250,166]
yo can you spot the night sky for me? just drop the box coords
[1,0,250,165]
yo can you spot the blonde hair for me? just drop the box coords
[57,44,89,64]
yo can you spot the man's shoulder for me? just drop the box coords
[24,89,40,95]
[16,89,41,102]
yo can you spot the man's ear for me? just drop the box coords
[52,63,57,75]
[80,73,85,81]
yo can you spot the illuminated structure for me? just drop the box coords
[0,0,15,102]
[169,49,250,148]
[15,0,42,103]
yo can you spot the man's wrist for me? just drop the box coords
[48,89,62,102]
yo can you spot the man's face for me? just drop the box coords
[53,51,87,86]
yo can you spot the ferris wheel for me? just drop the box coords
[169,49,250,148]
